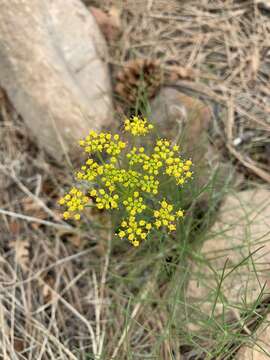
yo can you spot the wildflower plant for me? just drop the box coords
[59,116,193,247]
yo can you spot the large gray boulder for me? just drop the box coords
[0,0,113,162]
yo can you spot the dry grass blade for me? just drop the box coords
[0,208,72,230]
[0,164,65,224]
[9,239,30,273]
[111,277,155,359]
[227,144,270,183]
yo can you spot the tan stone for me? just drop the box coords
[0,0,113,162]
[236,314,270,359]
[150,87,211,145]
[186,189,270,328]
[150,87,231,201]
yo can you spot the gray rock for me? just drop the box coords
[0,0,113,163]
[256,0,270,11]
[150,87,212,160]
[186,189,270,330]
[236,313,270,359]
[150,87,230,201]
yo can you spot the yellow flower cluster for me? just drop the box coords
[58,188,89,220]
[140,174,159,194]
[102,165,139,191]
[76,159,103,181]
[59,116,192,246]
[124,116,154,136]
[127,146,163,176]
[118,196,184,246]
[123,191,146,216]
[101,161,159,195]
[89,189,119,210]
[165,159,192,185]
[154,200,184,232]
[79,131,126,156]
[127,140,192,186]
[153,140,192,185]
[118,217,152,247]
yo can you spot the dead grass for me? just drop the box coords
[1,1,270,359]
[107,0,270,183]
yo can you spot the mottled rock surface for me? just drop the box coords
[0,0,113,162]
[150,86,231,199]
[186,189,270,329]
[237,313,270,359]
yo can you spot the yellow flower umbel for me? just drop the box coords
[58,188,89,220]
[118,217,152,247]
[79,131,126,156]
[124,116,153,136]
[90,188,119,210]
[59,116,193,246]
[154,200,184,232]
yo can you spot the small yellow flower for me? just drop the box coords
[128,234,135,241]
[119,231,125,238]
[111,201,118,208]
[90,189,97,197]
[70,188,77,195]
[161,200,168,208]
[145,223,152,230]
[155,220,161,228]
[176,210,184,217]
[168,224,176,231]
[63,212,70,219]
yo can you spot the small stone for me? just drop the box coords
[150,87,231,203]
[150,87,214,167]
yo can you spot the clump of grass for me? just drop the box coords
[1,105,268,359]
